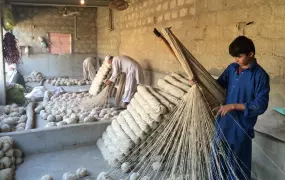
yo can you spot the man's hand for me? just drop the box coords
[105,79,112,85]
[219,104,235,117]
[189,78,197,86]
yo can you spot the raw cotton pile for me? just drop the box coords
[89,61,112,96]
[46,78,92,86]
[0,104,27,133]
[96,77,189,168]
[0,136,24,180]
[35,92,120,128]
[24,71,43,83]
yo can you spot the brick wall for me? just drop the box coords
[13,6,97,77]
[97,0,285,84]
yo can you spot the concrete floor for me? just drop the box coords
[15,144,111,180]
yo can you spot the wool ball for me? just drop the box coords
[130,172,140,180]
[152,161,162,171]
[62,172,78,180]
[57,121,67,126]
[13,149,22,158]
[42,113,49,120]
[0,157,12,168]
[15,157,23,165]
[84,116,95,123]
[35,106,43,113]
[97,172,114,180]
[18,107,25,115]
[103,114,112,119]
[3,107,10,114]
[75,168,88,178]
[2,143,11,152]
[16,123,26,129]
[79,113,89,121]
[70,114,79,121]
[40,110,46,116]
[0,137,13,145]
[40,175,54,180]
[45,122,57,128]
[19,115,27,123]
[121,162,132,173]
[1,124,10,132]
[55,115,62,122]
[64,118,77,124]
[5,149,14,157]
[47,115,56,122]
[9,112,19,117]
[0,168,13,180]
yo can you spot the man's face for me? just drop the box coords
[233,53,253,66]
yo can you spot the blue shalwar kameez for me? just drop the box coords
[211,60,270,180]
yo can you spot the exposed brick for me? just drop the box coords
[156,4,162,12]
[177,0,185,6]
[170,0,176,9]
[157,15,164,23]
[179,8,188,17]
[164,12,171,20]
[162,2,169,10]
[171,11,178,19]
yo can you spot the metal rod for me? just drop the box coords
[9,2,108,7]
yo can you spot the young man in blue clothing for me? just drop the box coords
[192,36,270,179]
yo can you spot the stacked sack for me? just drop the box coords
[97,73,192,168]
[89,61,111,96]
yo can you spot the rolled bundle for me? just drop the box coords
[171,72,191,86]
[165,75,190,92]
[89,61,111,95]
[121,110,146,140]
[137,85,167,114]
[106,126,130,155]
[117,114,140,145]
[127,105,150,133]
[156,90,180,105]
[96,138,114,161]
[102,132,123,159]
[134,93,161,121]
[146,87,175,111]
[111,119,135,149]
[157,79,185,98]
[130,98,155,127]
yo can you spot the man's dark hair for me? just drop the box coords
[229,36,255,57]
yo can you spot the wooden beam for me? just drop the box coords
[0,4,6,105]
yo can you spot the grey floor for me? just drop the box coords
[16,144,111,180]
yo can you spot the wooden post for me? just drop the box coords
[0,3,6,105]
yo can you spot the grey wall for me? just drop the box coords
[18,53,96,77]
[12,6,97,77]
